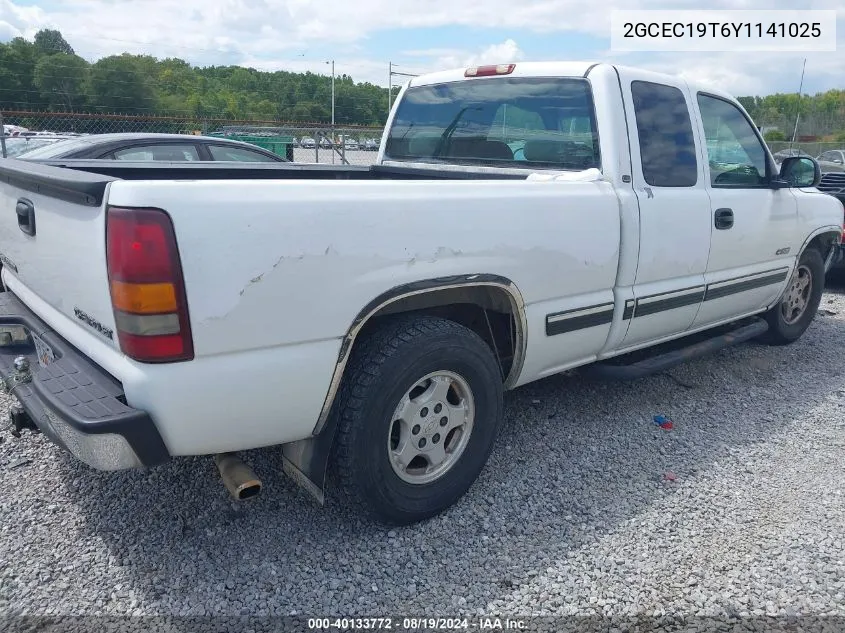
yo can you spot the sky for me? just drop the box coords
[0,0,843,97]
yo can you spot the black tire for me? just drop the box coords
[332,315,504,525]
[759,247,825,345]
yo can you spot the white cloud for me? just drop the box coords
[468,39,525,66]
[618,50,844,96]
[428,39,526,73]
[0,0,843,93]
[0,20,20,40]
[402,48,467,58]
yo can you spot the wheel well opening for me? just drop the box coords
[360,285,521,383]
[807,230,840,257]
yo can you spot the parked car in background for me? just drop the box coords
[364,138,379,151]
[300,136,316,149]
[772,148,812,164]
[319,136,333,149]
[816,150,845,173]
[817,172,845,276]
[343,138,359,151]
[2,124,28,137]
[16,133,289,162]
[1,135,78,158]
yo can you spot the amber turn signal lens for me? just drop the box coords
[110,281,178,314]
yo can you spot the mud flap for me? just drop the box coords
[281,414,341,505]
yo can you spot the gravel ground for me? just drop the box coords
[1,282,844,631]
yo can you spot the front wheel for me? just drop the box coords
[759,247,825,345]
[332,315,504,525]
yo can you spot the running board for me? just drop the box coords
[583,318,769,380]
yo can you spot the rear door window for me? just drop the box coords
[630,80,698,187]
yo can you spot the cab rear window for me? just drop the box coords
[384,77,600,171]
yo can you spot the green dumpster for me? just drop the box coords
[208,131,295,161]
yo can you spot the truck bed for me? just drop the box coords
[1,158,529,194]
[0,154,620,458]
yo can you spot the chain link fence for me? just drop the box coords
[4,110,845,166]
[767,140,844,159]
[1,111,385,166]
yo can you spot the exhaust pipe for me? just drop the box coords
[214,453,262,500]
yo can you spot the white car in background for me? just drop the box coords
[2,124,28,137]
[2,135,78,158]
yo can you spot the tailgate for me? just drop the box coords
[0,159,119,347]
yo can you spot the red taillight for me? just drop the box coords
[106,206,193,363]
[465,64,516,77]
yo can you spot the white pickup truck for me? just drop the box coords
[0,62,841,525]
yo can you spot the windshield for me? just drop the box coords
[384,76,600,170]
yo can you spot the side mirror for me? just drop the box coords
[776,156,821,188]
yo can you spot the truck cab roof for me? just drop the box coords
[407,60,738,106]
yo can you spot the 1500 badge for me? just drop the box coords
[73,307,114,340]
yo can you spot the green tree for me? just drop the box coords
[0,38,45,109]
[34,29,74,55]
[764,129,786,141]
[34,53,89,111]
[737,96,759,116]
[7,27,838,131]
[87,54,156,113]
[251,99,277,120]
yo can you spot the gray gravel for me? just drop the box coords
[1,282,845,629]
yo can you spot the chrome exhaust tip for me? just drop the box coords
[214,453,262,500]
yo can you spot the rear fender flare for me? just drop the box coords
[281,273,527,504]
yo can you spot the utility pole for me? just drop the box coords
[387,63,419,119]
[330,59,335,130]
[0,111,7,158]
[326,59,336,164]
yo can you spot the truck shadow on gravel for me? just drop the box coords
[51,298,845,616]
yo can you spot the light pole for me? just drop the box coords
[0,111,7,158]
[388,62,419,118]
[327,59,335,128]
[326,59,335,163]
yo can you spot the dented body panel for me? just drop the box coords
[105,178,622,355]
[94,176,621,455]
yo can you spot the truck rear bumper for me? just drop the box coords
[0,291,170,470]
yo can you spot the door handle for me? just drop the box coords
[16,198,36,237]
[714,208,733,230]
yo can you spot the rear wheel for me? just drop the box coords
[759,247,825,345]
[332,315,504,525]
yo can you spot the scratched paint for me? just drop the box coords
[103,177,620,356]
